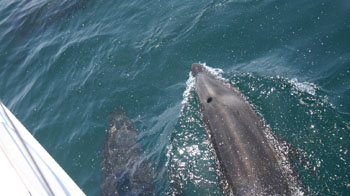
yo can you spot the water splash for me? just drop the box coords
[201,63,229,83]
[180,72,195,113]
[166,100,225,195]
[289,78,317,96]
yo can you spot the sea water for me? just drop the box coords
[0,0,349,195]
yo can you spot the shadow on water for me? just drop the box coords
[2,0,89,42]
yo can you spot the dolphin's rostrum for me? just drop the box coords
[191,63,300,195]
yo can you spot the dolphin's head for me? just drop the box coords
[191,63,206,77]
[192,64,222,106]
[192,63,242,109]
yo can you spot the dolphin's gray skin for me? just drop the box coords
[191,63,291,195]
[101,109,155,196]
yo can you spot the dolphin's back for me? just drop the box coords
[195,72,290,195]
[101,110,155,196]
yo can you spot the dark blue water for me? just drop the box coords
[1,0,349,195]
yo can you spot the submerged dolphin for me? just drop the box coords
[101,109,155,196]
[191,63,295,195]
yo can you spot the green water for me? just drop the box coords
[0,0,349,195]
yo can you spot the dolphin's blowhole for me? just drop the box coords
[207,97,213,103]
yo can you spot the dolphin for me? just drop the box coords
[101,109,155,196]
[191,63,295,195]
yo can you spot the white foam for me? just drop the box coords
[165,144,173,167]
[201,62,229,82]
[290,78,317,96]
[181,72,195,107]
